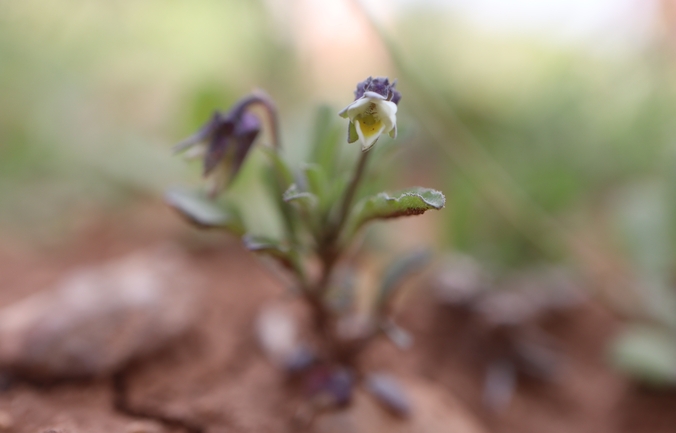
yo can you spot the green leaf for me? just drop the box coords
[303,163,331,215]
[610,325,676,386]
[260,147,294,187]
[165,188,244,235]
[309,105,344,177]
[283,183,318,209]
[243,235,303,277]
[259,147,298,242]
[376,249,433,311]
[346,187,446,237]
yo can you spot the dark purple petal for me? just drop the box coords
[367,77,391,98]
[174,111,223,153]
[203,120,235,175]
[353,76,402,105]
[234,111,262,137]
[354,76,373,100]
[229,113,261,182]
[390,86,402,105]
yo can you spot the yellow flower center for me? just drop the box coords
[355,103,382,139]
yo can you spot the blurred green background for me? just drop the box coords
[2,0,676,326]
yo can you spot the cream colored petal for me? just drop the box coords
[378,100,398,117]
[362,91,387,100]
[389,124,398,139]
[377,100,398,134]
[355,118,386,151]
[338,104,350,118]
[345,97,374,120]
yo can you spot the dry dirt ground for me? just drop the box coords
[0,202,675,433]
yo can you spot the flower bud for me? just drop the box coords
[175,92,278,198]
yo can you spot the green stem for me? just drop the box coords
[311,149,372,299]
[334,149,372,237]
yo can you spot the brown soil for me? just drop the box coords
[0,202,675,433]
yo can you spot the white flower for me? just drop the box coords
[339,91,398,152]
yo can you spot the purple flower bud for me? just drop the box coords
[175,92,278,198]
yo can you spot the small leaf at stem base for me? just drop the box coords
[165,187,244,234]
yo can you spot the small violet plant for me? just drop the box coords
[167,77,445,416]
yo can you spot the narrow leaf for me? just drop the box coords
[165,188,244,234]
[283,183,318,209]
[260,147,299,241]
[310,105,343,177]
[260,147,294,187]
[303,163,331,214]
[243,235,303,277]
[376,249,432,310]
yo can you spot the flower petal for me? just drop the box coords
[347,121,359,143]
[389,124,397,139]
[362,91,387,101]
[183,143,207,160]
[344,97,374,120]
[355,118,386,151]
[378,100,397,133]
[174,112,222,154]
[206,161,231,198]
[229,125,259,183]
[338,105,350,119]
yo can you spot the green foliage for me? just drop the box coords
[169,73,446,387]
[309,105,344,179]
[345,187,445,239]
[165,187,245,235]
[388,10,676,270]
[243,234,303,276]
[375,249,433,312]
[283,183,318,210]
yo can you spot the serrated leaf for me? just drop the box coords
[165,188,244,234]
[376,249,432,310]
[610,325,676,386]
[346,187,445,237]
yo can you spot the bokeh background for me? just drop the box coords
[3,0,676,311]
[3,0,676,429]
